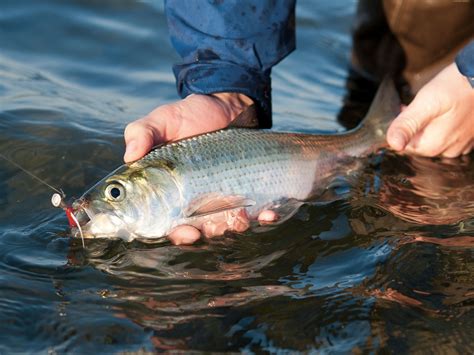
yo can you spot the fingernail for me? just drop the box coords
[389,130,406,151]
[124,140,138,161]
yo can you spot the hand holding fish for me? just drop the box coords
[123,92,253,163]
[387,63,474,158]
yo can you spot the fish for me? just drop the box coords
[70,79,400,241]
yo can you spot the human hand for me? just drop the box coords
[387,63,474,158]
[124,92,254,163]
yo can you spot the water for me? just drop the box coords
[1,1,473,352]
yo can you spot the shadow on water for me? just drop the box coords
[0,0,473,352]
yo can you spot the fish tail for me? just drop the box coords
[357,78,401,151]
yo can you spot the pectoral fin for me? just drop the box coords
[185,194,256,218]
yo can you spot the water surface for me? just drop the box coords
[1,1,473,352]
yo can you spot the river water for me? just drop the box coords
[1,1,473,353]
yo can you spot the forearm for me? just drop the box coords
[164,0,296,128]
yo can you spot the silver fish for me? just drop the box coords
[71,79,400,241]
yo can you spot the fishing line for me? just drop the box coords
[0,152,86,247]
[0,152,65,197]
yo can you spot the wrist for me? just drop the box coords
[210,92,254,118]
[211,92,254,104]
[450,62,474,92]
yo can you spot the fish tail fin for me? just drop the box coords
[358,77,401,149]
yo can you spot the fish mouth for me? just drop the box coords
[70,201,95,239]
[71,202,130,240]
[74,208,91,226]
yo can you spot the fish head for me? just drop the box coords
[71,163,182,241]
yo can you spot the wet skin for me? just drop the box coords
[167,209,279,245]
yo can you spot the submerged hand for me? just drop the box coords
[168,209,279,246]
[387,63,474,158]
[124,92,253,163]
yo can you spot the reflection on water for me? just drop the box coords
[0,0,473,353]
[377,154,474,225]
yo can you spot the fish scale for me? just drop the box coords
[138,129,371,216]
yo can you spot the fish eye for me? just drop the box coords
[105,182,125,202]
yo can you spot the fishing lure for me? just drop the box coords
[0,153,85,247]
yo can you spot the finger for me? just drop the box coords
[202,209,250,238]
[202,221,229,238]
[123,120,157,163]
[168,225,201,245]
[462,142,473,155]
[258,210,279,225]
[403,127,445,157]
[387,92,442,151]
[231,209,250,232]
[442,140,473,158]
[404,108,463,157]
[442,149,462,159]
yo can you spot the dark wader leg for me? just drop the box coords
[338,0,474,129]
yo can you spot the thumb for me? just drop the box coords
[123,122,156,163]
[387,92,441,151]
